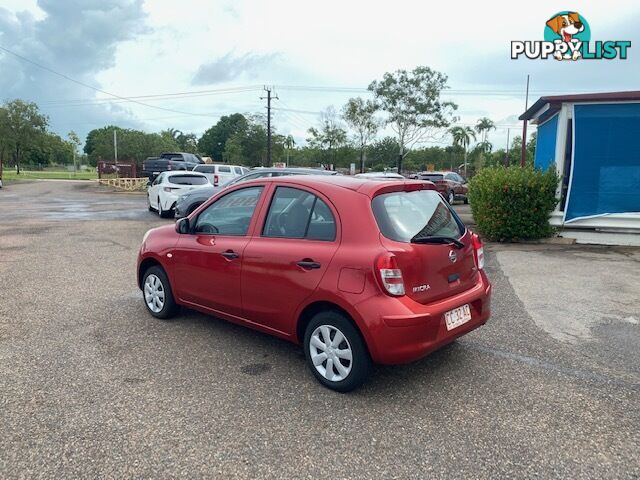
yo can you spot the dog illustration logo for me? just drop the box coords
[512,11,631,61]
[545,11,588,60]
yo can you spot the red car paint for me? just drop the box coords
[416,171,469,203]
[138,176,491,365]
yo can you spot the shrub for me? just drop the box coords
[468,166,559,241]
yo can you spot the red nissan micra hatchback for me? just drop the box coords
[137,176,491,391]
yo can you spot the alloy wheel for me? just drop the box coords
[309,325,353,382]
[144,274,165,313]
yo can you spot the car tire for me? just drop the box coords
[158,198,171,218]
[303,311,371,392]
[447,190,455,204]
[142,265,179,319]
[186,202,203,216]
[463,196,469,205]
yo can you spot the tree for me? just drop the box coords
[222,115,271,166]
[475,117,496,144]
[83,126,179,167]
[161,129,198,153]
[198,113,248,161]
[368,66,457,173]
[0,107,9,172]
[342,97,379,173]
[68,131,81,173]
[2,99,48,174]
[283,135,295,166]
[449,126,476,177]
[307,107,347,168]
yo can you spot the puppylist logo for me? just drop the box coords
[512,11,631,61]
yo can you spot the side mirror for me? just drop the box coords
[176,217,190,234]
[146,179,152,186]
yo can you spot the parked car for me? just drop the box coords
[416,171,468,204]
[147,171,210,218]
[138,176,491,391]
[191,164,249,187]
[355,172,405,180]
[174,167,339,219]
[142,152,205,179]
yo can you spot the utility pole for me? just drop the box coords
[520,74,530,167]
[261,86,278,166]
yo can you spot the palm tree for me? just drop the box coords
[283,135,295,166]
[449,126,476,177]
[475,117,495,144]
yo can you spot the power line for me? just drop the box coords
[0,44,224,118]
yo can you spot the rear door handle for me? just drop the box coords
[221,250,239,260]
[296,260,321,270]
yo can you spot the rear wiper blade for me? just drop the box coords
[410,236,465,249]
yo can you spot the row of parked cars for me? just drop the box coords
[138,155,489,391]
[144,154,470,220]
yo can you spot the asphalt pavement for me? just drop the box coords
[0,180,638,479]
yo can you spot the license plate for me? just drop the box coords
[444,304,472,331]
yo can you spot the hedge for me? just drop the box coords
[468,166,559,241]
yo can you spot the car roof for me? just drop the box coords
[418,171,451,175]
[239,174,435,197]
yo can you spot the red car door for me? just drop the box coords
[172,185,265,318]
[241,185,340,336]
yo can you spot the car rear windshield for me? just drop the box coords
[168,175,209,185]
[419,174,444,182]
[372,190,463,242]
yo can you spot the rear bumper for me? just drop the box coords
[357,271,491,364]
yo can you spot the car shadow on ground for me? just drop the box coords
[160,304,472,395]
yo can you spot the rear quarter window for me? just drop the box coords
[372,190,462,242]
[217,166,232,173]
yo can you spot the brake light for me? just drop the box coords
[472,233,484,270]
[375,253,405,296]
[213,174,219,186]
[163,187,178,192]
[167,164,172,171]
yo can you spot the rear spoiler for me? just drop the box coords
[369,180,437,197]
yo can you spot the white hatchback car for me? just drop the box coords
[191,164,249,187]
[147,171,210,217]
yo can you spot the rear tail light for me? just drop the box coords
[213,174,219,186]
[163,187,179,192]
[167,164,172,171]
[472,233,485,270]
[375,253,405,296]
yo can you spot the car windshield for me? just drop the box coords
[371,190,463,242]
[168,175,209,185]
[419,174,444,181]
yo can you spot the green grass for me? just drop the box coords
[2,169,98,181]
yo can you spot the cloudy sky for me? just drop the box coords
[1,0,639,150]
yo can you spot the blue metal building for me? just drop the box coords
[520,91,640,244]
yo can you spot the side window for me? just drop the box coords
[234,167,242,175]
[153,173,164,185]
[194,187,263,236]
[445,173,455,181]
[263,187,336,241]
[307,197,337,241]
[218,166,232,173]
